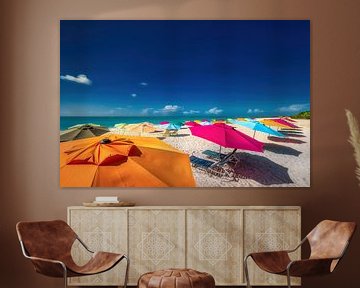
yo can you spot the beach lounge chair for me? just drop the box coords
[202,149,239,165]
[163,129,178,137]
[190,155,227,178]
[202,149,227,160]
[190,154,236,180]
[190,155,215,170]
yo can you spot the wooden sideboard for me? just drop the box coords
[67,206,301,286]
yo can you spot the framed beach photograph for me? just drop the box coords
[60,20,310,188]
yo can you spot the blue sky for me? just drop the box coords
[60,20,310,117]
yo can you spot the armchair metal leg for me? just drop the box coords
[62,264,68,288]
[286,269,292,288]
[123,255,130,288]
[244,255,252,288]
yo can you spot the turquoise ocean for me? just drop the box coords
[60,116,231,131]
[59,113,285,131]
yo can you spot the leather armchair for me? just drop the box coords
[244,220,356,288]
[16,220,129,288]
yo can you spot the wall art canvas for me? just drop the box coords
[60,20,310,188]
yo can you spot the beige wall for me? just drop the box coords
[1,0,360,287]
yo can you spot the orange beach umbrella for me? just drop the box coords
[260,119,290,129]
[60,135,195,187]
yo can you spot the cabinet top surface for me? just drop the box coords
[68,205,301,210]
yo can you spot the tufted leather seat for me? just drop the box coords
[138,268,215,288]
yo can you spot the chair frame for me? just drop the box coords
[244,236,350,288]
[18,232,129,288]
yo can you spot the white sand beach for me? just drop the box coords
[109,119,310,187]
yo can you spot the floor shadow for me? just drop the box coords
[169,134,190,137]
[264,143,302,156]
[234,152,294,185]
[158,134,190,139]
[280,132,306,138]
[279,128,303,132]
[268,136,306,144]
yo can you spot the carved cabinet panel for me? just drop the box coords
[128,209,186,283]
[187,209,243,285]
[243,209,301,286]
[68,206,300,286]
[67,208,127,286]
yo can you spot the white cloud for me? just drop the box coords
[206,107,223,115]
[131,93,137,97]
[183,110,200,115]
[141,105,182,115]
[278,104,309,113]
[140,82,148,86]
[149,105,183,115]
[161,105,181,113]
[247,108,264,113]
[60,74,92,85]
[141,107,154,115]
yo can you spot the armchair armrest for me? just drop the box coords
[76,236,94,253]
[25,255,67,278]
[287,258,336,277]
[19,240,67,277]
[285,237,307,253]
[246,236,306,259]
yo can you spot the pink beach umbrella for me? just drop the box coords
[189,123,264,153]
[273,118,299,128]
[185,121,201,127]
[160,121,170,125]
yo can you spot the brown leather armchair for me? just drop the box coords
[16,220,129,288]
[244,220,356,288]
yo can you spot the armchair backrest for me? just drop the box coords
[307,220,356,262]
[16,220,77,261]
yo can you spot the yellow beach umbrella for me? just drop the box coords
[60,135,195,187]
[114,123,126,128]
[124,122,157,133]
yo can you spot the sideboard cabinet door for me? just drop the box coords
[243,208,301,286]
[187,209,243,285]
[128,209,186,284]
[68,208,127,286]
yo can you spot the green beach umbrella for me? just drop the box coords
[60,124,110,142]
[68,123,101,129]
